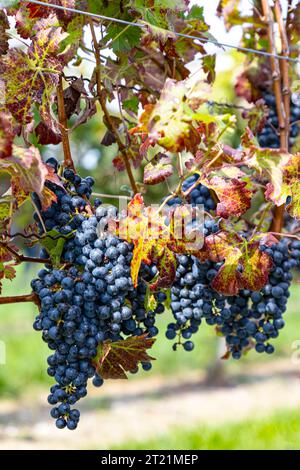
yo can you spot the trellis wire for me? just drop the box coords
[21,0,300,63]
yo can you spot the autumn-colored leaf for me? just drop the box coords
[240,241,273,292]
[0,242,18,263]
[243,99,268,134]
[35,101,62,145]
[217,0,241,31]
[0,145,57,210]
[113,194,204,289]
[0,111,16,159]
[149,244,177,290]
[93,335,156,380]
[242,128,300,219]
[0,21,67,123]
[141,21,176,45]
[0,11,9,56]
[143,153,173,185]
[0,263,16,294]
[205,230,273,295]
[200,166,253,218]
[132,76,212,153]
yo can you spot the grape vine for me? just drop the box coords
[0,0,299,430]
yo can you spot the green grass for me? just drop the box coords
[113,408,300,450]
[1,266,300,395]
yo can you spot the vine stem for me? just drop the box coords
[88,19,138,195]
[57,75,75,171]
[0,293,40,306]
[261,0,288,234]
[0,243,49,265]
[274,0,290,138]
[92,192,130,200]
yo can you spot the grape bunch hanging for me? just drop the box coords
[0,0,300,432]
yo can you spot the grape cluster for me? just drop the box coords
[167,220,223,351]
[31,161,166,428]
[33,160,96,239]
[168,233,300,358]
[257,91,300,149]
[166,174,216,212]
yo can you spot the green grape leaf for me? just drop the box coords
[40,229,71,267]
[202,54,216,83]
[104,23,142,53]
[122,96,139,114]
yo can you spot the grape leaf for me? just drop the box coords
[112,194,205,289]
[93,335,156,380]
[0,23,67,123]
[0,145,58,210]
[242,128,300,218]
[0,242,18,263]
[0,263,16,294]
[104,23,142,53]
[271,153,300,219]
[243,99,268,134]
[122,96,139,114]
[141,20,176,45]
[0,195,13,222]
[217,0,241,31]
[205,230,273,295]
[0,111,16,159]
[199,166,253,218]
[0,11,9,56]
[143,153,173,185]
[202,54,216,83]
[131,76,212,153]
[40,229,70,267]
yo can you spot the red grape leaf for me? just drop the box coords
[0,243,18,263]
[205,230,273,295]
[0,263,16,294]
[239,241,273,292]
[93,335,156,380]
[0,11,9,55]
[35,101,62,145]
[0,145,57,210]
[148,244,177,290]
[243,99,268,134]
[200,166,253,218]
[0,111,16,159]
[143,153,173,185]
